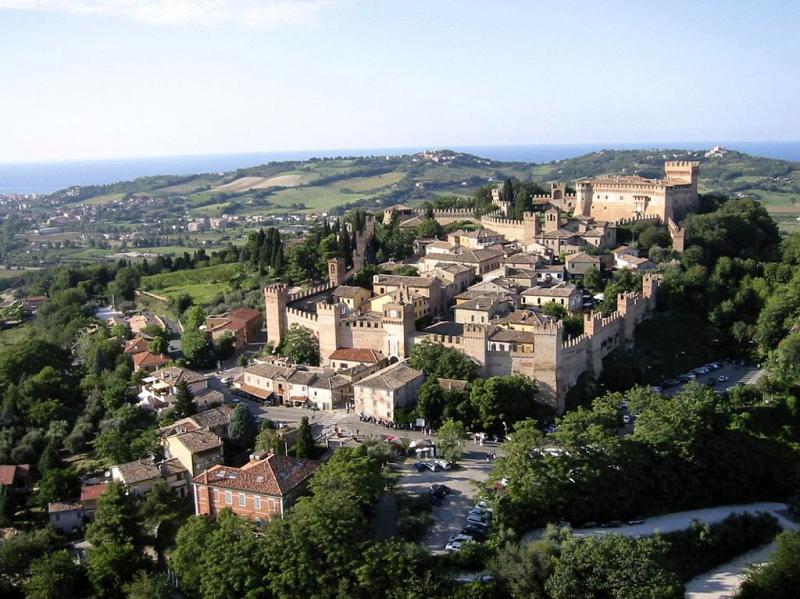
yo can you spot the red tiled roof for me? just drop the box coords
[48,502,82,513]
[239,383,272,400]
[229,306,262,322]
[133,351,171,369]
[0,465,17,486]
[124,337,150,354]
[328,348,385,363]
[193,454,318,497]
[80,483,109,502]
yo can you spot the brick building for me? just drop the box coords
[192,453,318,522]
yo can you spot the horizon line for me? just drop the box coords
[3,139,800,167]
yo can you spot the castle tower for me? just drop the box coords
[462,324,489,376]
[522,212,540,243]
[381,299,415,359]
[328,257,346,287]
[583,311,603,337]
[550,182,566,200]
[573,181,593,217]
[317,301,344,364]
[544,208,560,233]
[532,320,564,413]
[664,160,700,189]
[264,284,289,348]
[642,273,661,301]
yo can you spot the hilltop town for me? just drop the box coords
[2,154,800,598]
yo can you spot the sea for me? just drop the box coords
[1,141,799,195]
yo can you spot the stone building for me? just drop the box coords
[574,161,700,222]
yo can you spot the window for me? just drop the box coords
[254,495,261,510]
[239,492,246,507]
[225,491,232,505]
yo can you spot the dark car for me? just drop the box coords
[462,526,487,541]
[430,483,452,495]
[413,462,427,472]
[662,378,680,387]
[601,520,623,528]
[429,494,443,507]
[430,487,447,500]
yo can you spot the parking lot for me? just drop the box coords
[661,361,764,397]
[395,449,495,553]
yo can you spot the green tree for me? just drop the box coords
[738,530,800,599]
[34,467,80,507]
[24,549,84,599]
[493,535,560,599]
[436,419,467,463]
[87,541,144,599]
[545,534,682,599]
[148,335,167,355]
[294,416,315,458]
[227,403,256,449]
[542,301,568,319]
[173,380,196,418]
[123,571,172,599]
[181,306,214,368]
[86,481,141,547]
[280,324,320,366]
[469,374,542,434]
[502,178,514,202]
[409,338,479,380]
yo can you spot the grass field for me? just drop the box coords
[82,192,126,205]
[0,321,33,348]
[140,262,244,304]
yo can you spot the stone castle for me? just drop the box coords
[261,162,689,414]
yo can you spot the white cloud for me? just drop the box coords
[0,0,351,27]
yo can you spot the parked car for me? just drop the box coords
[651,385,663,394]
[708,362,721,370]
[693,367,710,375]
[429,494,443,507]
[462,526,487,541]
[622,414,632,424]
[431,483,452,495]
[465,514,490,527]
[434,459,452,471]
[662,378,680,387]
[601,520,623,528]
[447,533,473,545]
[718,375,729,382]
[583,521,598,528]
[445,539,465,552]
[413,462,427,472]
[470,507,492,519]
[627,518,645,525]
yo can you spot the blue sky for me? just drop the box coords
[1,0,798,162]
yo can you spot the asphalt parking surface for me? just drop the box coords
[395,449,495,553]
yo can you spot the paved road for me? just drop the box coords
[684,505,798,599]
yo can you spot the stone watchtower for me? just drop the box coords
[381,298,415,360]
[317,301,344,363]
[264,284,289,348]
[544,208,560,233]
[522,212,541,244]
[532,320,564,413]
[328,257,346,287]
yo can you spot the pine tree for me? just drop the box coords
[173,380,195,418]
[502,178,514,202]
[294,416,315,458]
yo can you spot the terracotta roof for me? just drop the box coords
[159,457,188,476]
[124,337,151,354]
[239,383,272,400]
[194,454,318,497]
[80,483,109,502]
[455,296,511,312]
[329,348,385,364]
[566,252,600,264]
[152,366,208,386]
[189,405,234,430]
[114,458,161,484]
[354,362,424,391]
[48,502,82,513]
[173,429,222,454]
[374,274,435,288]
[133,351,171,369]
[333,286,368,299]
[494,310,552,327]
[522,283,579,298]
[0,464,28,486]
[229,306,262,322]
[489,329,536,343]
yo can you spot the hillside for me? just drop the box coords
[52,148,799,221]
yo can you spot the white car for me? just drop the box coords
[622,414,632,424]
[434,459,452,471]
[447,533,473,545]
[445,538,469,552]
